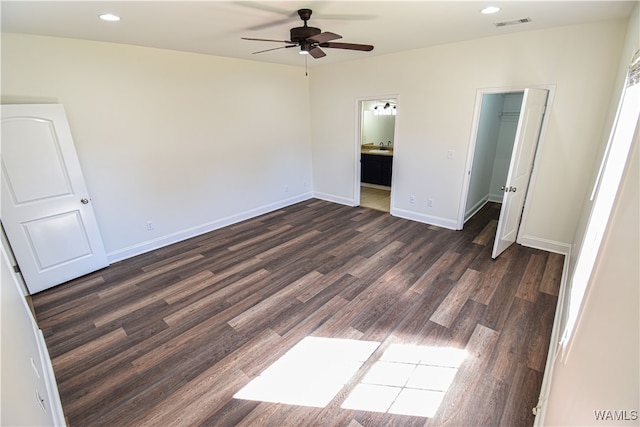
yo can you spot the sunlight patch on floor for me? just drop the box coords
[233,336,379,408]
[341,344,467,418]
[234,337,466,418]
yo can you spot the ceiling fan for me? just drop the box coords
[242,8,374,59]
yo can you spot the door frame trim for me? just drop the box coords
[456,84,556,233]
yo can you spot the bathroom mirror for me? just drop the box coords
[361,99,396,147]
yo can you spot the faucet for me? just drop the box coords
[379,142,384,149]
[387,141,392,147]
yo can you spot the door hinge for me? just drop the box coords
[13,264,21,273]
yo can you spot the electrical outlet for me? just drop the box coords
[285,185,289,193]
[409,195,416,204]
[146,221,154,231]
[428,198,434,207]
[447,149,454,159]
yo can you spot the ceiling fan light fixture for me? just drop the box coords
[299,41,311,54]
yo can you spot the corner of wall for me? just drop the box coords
[1,243,65,426]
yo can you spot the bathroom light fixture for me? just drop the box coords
[481,6,501,14]
[99,13,121,21]
[373,102,397,116]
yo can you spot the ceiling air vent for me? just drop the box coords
[494,17,532,27]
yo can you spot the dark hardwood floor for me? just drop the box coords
[31,199,563,427]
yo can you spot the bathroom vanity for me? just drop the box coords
[361,145,393,186]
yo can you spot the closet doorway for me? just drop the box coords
[356,96,398,213]
[464,92,524,221]
[460,87,551,258]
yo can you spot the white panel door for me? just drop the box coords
[1,104,108,294]
[492,89,548,259]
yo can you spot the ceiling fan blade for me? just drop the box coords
[234,1,293,15]
[246,17,294,32]
[308,46,326,59]
[252,45,297,55]
[320,42,374,52]
[307,32,342,44]
[311,13,377,21]
[242,37,295,44]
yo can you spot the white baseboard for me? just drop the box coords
[312,192,459,230]
[36,328,66,427]
[488,194,503,203]
[464,197,489,223]
[391,207,459,230]
[517,234,571,256]
[464,195,503,223]
[313,191,357,207]
[106,192,313,263]
[533,247,572,426]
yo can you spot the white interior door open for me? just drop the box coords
[1,104,108,294]
[492,88,548,259]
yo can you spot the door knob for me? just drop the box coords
[509,187,517,192]
[80,198,89,204]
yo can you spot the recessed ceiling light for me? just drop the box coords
[481,6,501,14]
[99,13,121,22]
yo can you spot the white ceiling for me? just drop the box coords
[2,1,636,68]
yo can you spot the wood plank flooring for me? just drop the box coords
[31,200,563,427]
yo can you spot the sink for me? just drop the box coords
[368,149,391,154]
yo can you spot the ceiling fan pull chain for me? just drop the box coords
[305,54,308,76]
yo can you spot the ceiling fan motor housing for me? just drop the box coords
[291,8,320,43]
[290,26,321,43]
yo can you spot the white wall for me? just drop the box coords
[542,113,639,427]
[539,4,639,424]
[464,93,502,219]
[1,33,313,261]
[565,6,639,292]
[310,19,626,246]
[1,242,65,426]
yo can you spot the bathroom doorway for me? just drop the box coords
[355,96,398,213]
